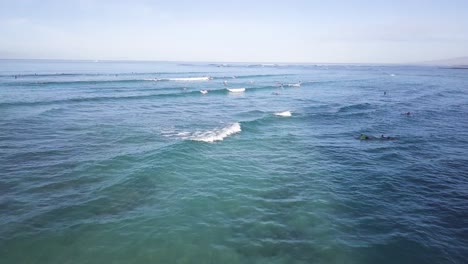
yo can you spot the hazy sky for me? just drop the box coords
[1,0,467,63]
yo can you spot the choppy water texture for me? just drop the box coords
[1,60,467,263]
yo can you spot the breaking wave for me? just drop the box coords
[274,111,292,117]
[160,77,212,82]
[190,123,241,143]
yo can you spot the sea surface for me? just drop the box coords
[0,59,467,263]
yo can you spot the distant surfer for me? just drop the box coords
[384,91,387,95]
[223,80,228,86]
[359,134,397,140]
[380,134,397,140]
[402,112,411,116]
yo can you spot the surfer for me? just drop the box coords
[381,135,397,140]
[360,134,396,140]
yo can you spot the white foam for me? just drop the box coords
[288,82,301,87]
[168,77,211,81]
[274,111,292,117]
[160,129,178,137]
[200,89,208,94]
[177,131,191,137]
[191,123,241,143]
[227,88,245,93]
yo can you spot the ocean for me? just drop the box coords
[0,59,467,263]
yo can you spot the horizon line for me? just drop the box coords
[0,57,420,65]
[1,56,467,66]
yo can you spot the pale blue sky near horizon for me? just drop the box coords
[1,0,467,63]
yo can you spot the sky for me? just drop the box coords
[0,0,467,63]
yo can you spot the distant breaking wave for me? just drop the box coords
[156,77,212,82]
[0,86,285,108]
[0,72,207,78]
[274,111,292,117]
[11,77,211,86]
[190,123,241,143]
[5,74,298,86]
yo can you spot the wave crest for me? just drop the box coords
[166,77,211,82]
[227,88,245,93]
[274,111,292,117]
[190,123,241,143]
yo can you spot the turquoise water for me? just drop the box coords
[1,60,467,263]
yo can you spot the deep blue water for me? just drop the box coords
[0,60,467,263]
